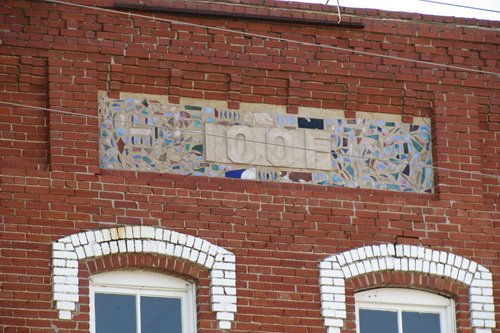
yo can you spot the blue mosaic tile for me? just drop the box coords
[99,97,434,193]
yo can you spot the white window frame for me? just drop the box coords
[90,270,197,333]
[355,288,456,333]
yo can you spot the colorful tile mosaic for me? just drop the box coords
[99,97,433,193]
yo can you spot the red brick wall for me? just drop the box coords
[0,55,48,170]
[0,0,498,332]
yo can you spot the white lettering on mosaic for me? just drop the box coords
[99,97,434,193]
[266,129,294,167]
[205,123,331,170]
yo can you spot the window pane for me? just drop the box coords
[141,296,183,333]
[359,309,398,333]
[95,293,136,333]
[403,311,441,333]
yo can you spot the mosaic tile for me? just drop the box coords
[298,117,324,130]
[99,97,434,193]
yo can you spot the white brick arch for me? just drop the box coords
[52,226,237,330]
[319,244,495,333]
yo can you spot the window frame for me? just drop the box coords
[355,288,456,333]
[90,270,197,333]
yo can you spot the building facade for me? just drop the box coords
[0,0,499,332]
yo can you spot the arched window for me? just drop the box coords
[319,244,495,333]
[53,227,236,330]
[90,270,197,333]
[355,288,456,333]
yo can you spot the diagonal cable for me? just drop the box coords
[35,0,500,77]
[1,100,499,180]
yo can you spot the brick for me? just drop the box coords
[1,2,499,333]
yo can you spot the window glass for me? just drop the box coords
[141,296,182,333]
[402,311,441,333]
[95,293,136,333]
[356,288,455,333]
[359,309,398,333]
[90,271,196,333]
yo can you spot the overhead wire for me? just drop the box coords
[275,1,500,31]
[1,100,499,181]
[415,0,500,14]
[2,1,497,181]
[329,0,500,16]
[286,1,500,31]
[327,0,500,30]
[325,0,342,23]
[336,0,342,23]
[37,0,500,77]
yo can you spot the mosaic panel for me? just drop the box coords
[99,97,433,193]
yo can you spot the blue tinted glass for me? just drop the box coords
[95,293,136,333]
[141,296,182,333]
[403,311,441,333]
[359,309,398,333]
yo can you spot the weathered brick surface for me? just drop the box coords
[0,0,498,332]
[0,55,48,170]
